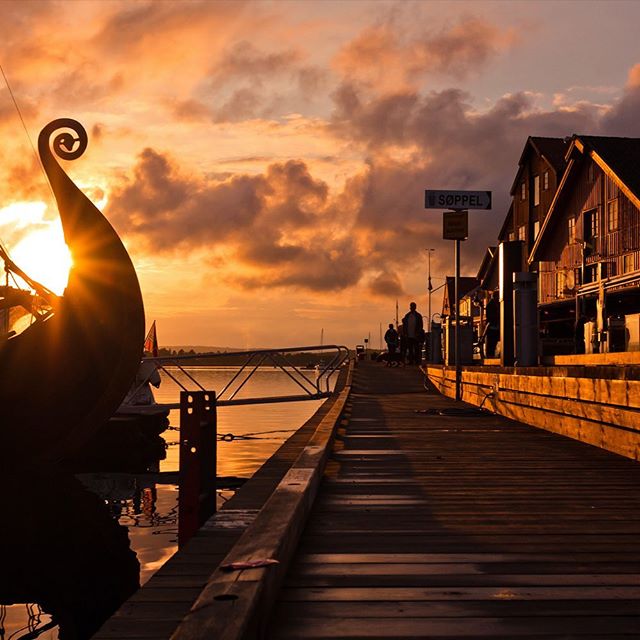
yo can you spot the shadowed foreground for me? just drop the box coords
[269,360,640,639]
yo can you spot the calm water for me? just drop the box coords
[157,366,327,476]
[1,367,328,639]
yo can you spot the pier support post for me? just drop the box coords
[178,391,217,548]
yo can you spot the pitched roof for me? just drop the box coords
[578,135,640,202]
[510,136,569,196]
[476,246,498,284]
[529,134,640,263]
[530,136,570,175]
[442,276,480,315]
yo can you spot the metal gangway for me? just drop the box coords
[137,344,350,409]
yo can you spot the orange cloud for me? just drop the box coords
[334,16,520,92]
[626,63,640,89]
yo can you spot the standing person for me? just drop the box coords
[398,323,407,365]
[402,302,424,365]
[485,290,500,358]
[384,323,399,367]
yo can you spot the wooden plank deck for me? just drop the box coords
[268,361,640,639]
[93,368,349,640]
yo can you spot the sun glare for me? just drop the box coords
[10,219,73,295]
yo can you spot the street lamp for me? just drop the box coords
[426,248,435,326]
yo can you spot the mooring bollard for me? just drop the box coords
[178,390,217,547]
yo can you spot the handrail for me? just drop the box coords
[124,345,350,409]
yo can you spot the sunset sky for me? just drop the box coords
[1,0,640,348]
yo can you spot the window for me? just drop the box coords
[533,220,540,240]
[585,209,598,239]
[624,253,635,273]
[568,217,576,242]
[520,182,526,200]
[518,225,526,241]
[584,265,597,283]
[607,198,619,232]
[543,171,549,190]
[533,175,540,206]
[556,270,566,294]
[508,232,515,241]
[583,209,598,257]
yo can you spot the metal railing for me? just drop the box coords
[132,344,349,409]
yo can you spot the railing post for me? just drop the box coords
[178,390,217,548]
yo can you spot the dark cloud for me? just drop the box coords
[106,148,264,250]
[172,98,212,122]
[296,66,329,95]
[422,18,517,79]
[320,83,612,275]
[368,271,404,297]
[108,51,640,295]
[48,70,125,108]
[211,41,301,89]
[214,87,262,123]
[91,123,104,142]
[217,155,276,165]
[106,150,352,291]
[600,81,640,137]
[231,237,363,292]
[201,41,327,122]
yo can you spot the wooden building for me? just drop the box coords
[529,135,640,353]
[470,138,569,357]
[441,276,481,320]
[499,136,569,271]
[440,276,480,363]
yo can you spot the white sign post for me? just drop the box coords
[426,190,492,401]
[425,190,491,210]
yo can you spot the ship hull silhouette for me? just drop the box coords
[0,119,145,459]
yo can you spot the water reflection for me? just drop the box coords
[76,473,179,585]
[0,466,139,639]
[0,369,334,639]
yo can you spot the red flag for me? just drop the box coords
[144,321,158,357]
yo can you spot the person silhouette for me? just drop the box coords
[402,302,424,365]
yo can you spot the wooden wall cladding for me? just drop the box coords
[426,366,640,461]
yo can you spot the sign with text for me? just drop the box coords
[443,210,468,240]
[425,190,492,210]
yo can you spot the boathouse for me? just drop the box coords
[505,136,569,267]
[453,134,640,360]
[454,137,570,358]
[530,135,640,354]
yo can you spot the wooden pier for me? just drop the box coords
[96,360,640,639]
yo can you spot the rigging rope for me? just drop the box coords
[0,63,55,202]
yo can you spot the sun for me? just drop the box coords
[10,219,73,296]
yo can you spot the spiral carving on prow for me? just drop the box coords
[37,118,93,252]
[40,117,88,162]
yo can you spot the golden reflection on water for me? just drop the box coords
[0,604,56,640]
[157,367,327,476]
[0,368,329,639]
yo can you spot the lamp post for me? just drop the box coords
[426,248,435,329]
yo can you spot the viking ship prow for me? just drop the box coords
[0,119,145,460]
